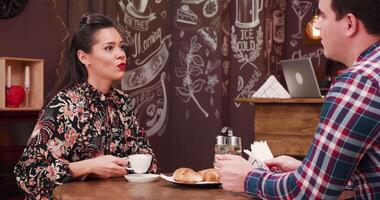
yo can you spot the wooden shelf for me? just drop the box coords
[235,97,325,104]
[0,57,44,111]
[0,107,41,111]
[237,97,324,156]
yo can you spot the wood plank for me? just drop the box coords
[255,133,313,156]
[244,99,323,157]
[255,104,320,136]
[235,97,324,104]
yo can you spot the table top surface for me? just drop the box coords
[53,176,253,200]
[54,175,355,200]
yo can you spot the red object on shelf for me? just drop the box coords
[6,85,25,108]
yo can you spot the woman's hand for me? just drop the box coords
[69,155,128,179]
[264,155,301,172]
[89,155,129,178]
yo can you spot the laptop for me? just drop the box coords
[280,58,322,98]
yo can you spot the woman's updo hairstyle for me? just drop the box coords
[45,13,118,106]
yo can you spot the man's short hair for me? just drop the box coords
[331,0,380,35]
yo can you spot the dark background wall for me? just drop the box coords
[0,0,68,198]
[0,0,331,199]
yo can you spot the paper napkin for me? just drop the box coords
[252,75,291,98]
[244,141,274,169]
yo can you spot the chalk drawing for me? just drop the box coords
[181,0,206,4]
[265,17,273,77]
[129,73,168,137]
[203,0,218,18]
[175,36,209,118]
[117,0,171,138]
[277,0,286,11]
[223,60,229,75]
[290,39,298,47]
[291,47,324,66]
[197,27,218,51]
[231,25,263,70]
[222,36,229,56]
[205,74,219,94]
[215,109,220,119]
[235,70,262,108]
[176,4,199,25]
[222,80,229,96]
[235,0,263,29]
[118,0,156,32]
[205,60,221,75]
[210,96,214,106]
[291,0,312,39]
[273,10,285,43]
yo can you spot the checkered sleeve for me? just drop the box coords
[245,70,380,199]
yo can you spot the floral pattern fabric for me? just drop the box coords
[14,82,157,200]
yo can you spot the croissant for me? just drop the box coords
[173,168,203,183]
[198,168,220,182]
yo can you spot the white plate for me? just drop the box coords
[160,174,221,188]
[124,174,160,183]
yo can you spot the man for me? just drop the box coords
[215,0,380,199]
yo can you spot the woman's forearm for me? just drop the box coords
[69,159,93,178]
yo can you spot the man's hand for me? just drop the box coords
[264,155,301,172]
[214,154,254,192]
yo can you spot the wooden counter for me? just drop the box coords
[236,98,324,156]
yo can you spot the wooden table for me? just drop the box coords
[53,177,253,200]
[54,176,354,199]
[236,97,324,156]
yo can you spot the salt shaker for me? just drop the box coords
[215,135,228,155]
[221,126,242,155]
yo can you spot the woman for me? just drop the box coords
[14,13,157,199]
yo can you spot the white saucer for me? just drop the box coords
[124,174,160,183]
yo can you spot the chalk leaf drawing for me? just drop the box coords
[231,26,263,70]
[204,74,219,94]
[205,60,221,75]
[175,36,209,118]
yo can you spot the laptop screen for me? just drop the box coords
[280,58,321,98]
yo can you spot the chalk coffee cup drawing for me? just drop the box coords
[128,0,148,14]
[126,154,152,174]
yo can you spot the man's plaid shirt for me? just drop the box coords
[245,41,380,199]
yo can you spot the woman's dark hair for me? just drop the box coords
[331,0,380,35]
[45,13,119,106]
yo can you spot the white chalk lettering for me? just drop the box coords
[133,28,162,57]
[291,48,324,66]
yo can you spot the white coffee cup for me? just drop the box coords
[127,154,152,174]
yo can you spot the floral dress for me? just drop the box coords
[14,82,157,200]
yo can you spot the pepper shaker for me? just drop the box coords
[227,136,242,156]
[215,135,228,155]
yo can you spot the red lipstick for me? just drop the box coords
[117,63,126,71]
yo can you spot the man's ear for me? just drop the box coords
[345,13,358,37]
[77,50,90,66]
